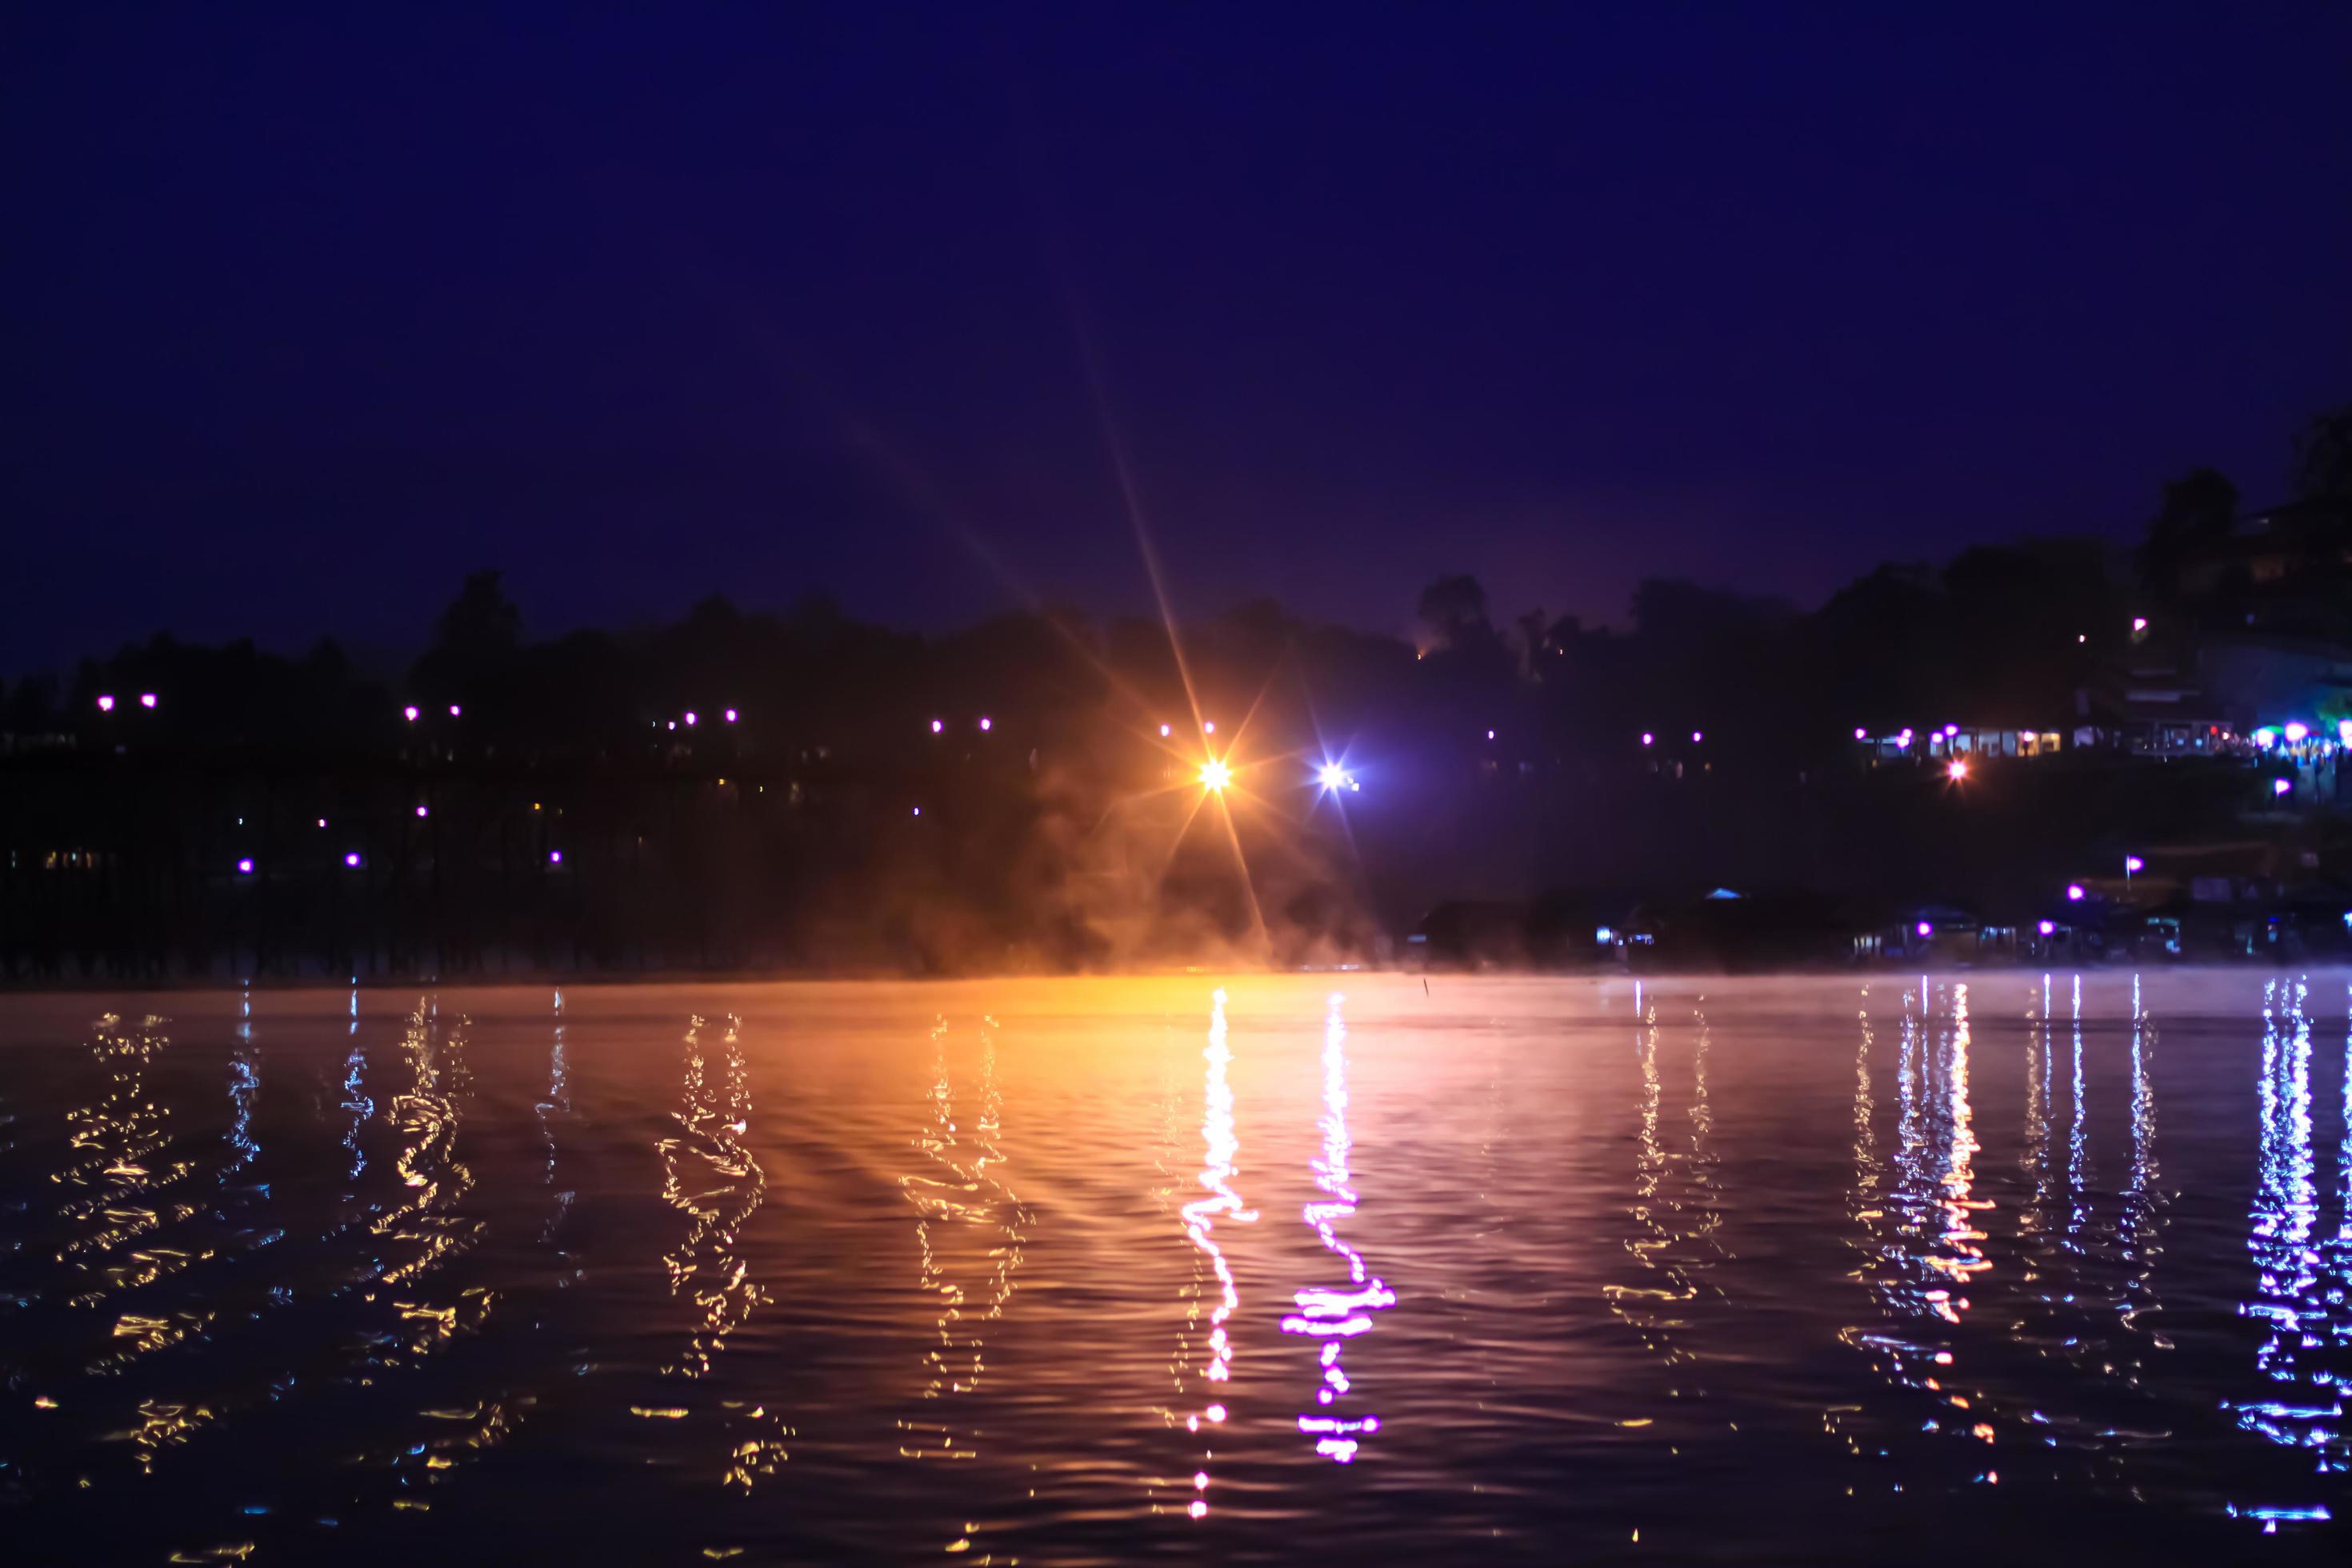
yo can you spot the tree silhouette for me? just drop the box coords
[2294,402,2351,501]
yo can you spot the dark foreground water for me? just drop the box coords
[1,973,2348,1563]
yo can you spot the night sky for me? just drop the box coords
[7,5,2348,674]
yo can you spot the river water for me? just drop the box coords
[0,972,2346,1562]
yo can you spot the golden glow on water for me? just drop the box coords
[1606,993,1723,1382]
[896,1011,1029,1553]
[654,1011,785,1490]
[371,1002,480,1294]
[55,1015,198,1291]
[657,1013,766,1382]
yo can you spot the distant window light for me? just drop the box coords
[1594,926,1615,943]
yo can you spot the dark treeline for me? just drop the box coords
[6,403,2346,981]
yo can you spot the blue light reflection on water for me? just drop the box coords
[2226,978,2344,1530]
[1282,990,1392,1464]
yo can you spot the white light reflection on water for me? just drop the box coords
[2066,974,2087,1260]
[2226,977,2341,1530]
[538,989,574,1246]
[2119,974,2170,1355]
[342,991,372,1183]
[1179,987,1254,1517]
[223,988,258,1185]
[1282,990,1392,1464]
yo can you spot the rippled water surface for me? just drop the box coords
[2,972,2350,1562]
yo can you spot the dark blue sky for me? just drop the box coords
[6,4,2348,673]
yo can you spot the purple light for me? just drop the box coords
[724,707,738,723]
[1854,726,1866,740]
[912,806,922,817]
[548,850,562,865]
[1943,723,1958,737]
[2066,883,2085,901]
[96,694,115,712]
[1486,728,1496,741]
[978,716,993,732]
[317,817,327,828]
[403,705,420,722]
[930,718,944,734]
[236,858,254,875]
[448,703,462,718]
[2123,854,2144,874]
[138,693,157,710]
[1915,921,1933,938]
[682,710,698,726]
[2274,777,2293,797]
[2038,919,2055,936]
[1691,730,1703,744]
[1640,731,1654,746]
[343,851,362,868]
[1281,994,1391,1466]
[414,804,429,818]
